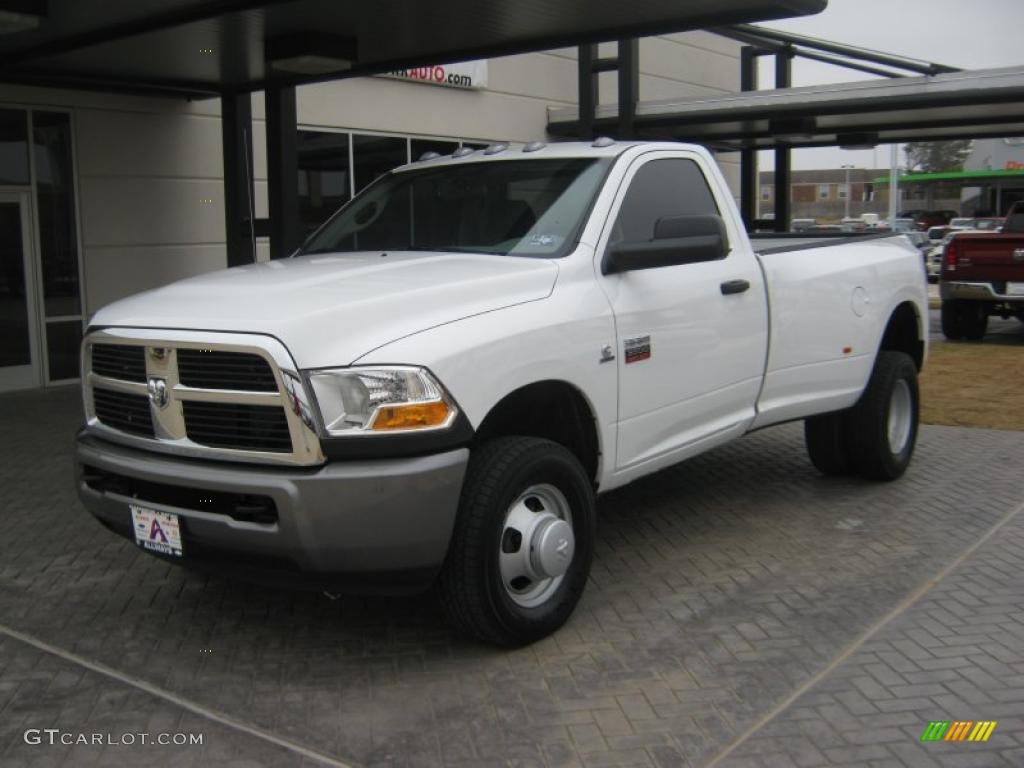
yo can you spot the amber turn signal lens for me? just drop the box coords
[370,401,450,431]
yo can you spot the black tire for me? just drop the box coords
[961,303,989,341]
[941,299,964,340]
[437,436,595,646]
[804,411,853,476]
[846,351,919,481]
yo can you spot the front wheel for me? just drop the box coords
[847,351,920,481]
[437,437,595,646]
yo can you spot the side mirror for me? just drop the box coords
[603,214,729,275]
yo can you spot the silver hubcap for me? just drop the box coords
[499,483,575,608]
[887,379,913,454]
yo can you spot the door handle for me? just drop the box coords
[720,279,750,295]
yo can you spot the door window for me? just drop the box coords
[0,109,29,185]
[611,158,720,245]
[0,201,31,368]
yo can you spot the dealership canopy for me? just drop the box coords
[0,0,826,98]
[548,65,1024,150]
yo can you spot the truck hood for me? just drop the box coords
[90,251,559,368]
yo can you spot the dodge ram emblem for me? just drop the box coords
[147,377,169,409]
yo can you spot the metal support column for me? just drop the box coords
[576,39,640,140]
[266,84,300,260]
[773,48,793,232]
[577,43,598,141]
[739,46,759,230]
[617,38,639,139]
[221,92,255,267]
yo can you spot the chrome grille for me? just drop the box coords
[83,329,323,466]
[91,344,146,382]
[182,401,292,452]
[93,387,154,437]
[177,348,277,392]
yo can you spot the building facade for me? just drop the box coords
[0,33,741,392]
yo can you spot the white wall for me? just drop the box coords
[0,31,741,317]
[0,84,228,316]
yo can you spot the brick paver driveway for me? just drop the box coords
[1,386,1022,767]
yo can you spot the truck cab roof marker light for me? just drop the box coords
[484,142,509,155]
[592,136,615,148]
[452,147,475,158]
[417,151,442,162]
[522,141,546,153]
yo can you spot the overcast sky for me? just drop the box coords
[752,0,1023,169]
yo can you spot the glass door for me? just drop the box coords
[0,190,41,391]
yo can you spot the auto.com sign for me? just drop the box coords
[380,60,487,90]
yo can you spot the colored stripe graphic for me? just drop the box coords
[921,720,997,742]
[921,722,949,741]
[944,721,972,741]
[968,721,997,742]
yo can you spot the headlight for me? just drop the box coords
[306,366,456,436]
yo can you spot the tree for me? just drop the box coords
[904,140,973,173]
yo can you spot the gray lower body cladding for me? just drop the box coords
[76,432,468,593]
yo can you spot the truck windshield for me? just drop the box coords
[300,157,611,258]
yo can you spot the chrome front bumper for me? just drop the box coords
[76,432,468,592]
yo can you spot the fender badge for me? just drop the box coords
[624,336,651,364]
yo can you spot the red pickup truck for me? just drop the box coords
[940,202,1024,340]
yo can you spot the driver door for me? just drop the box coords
[598,152,768,472]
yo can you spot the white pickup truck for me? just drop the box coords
[77,141,927,646]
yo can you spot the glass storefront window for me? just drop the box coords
[45,319,82,381]
[352,134,408,193]
[0,109,29,185]
[298,130,351,236]
[0,201,31,367]
[33,111,81,318]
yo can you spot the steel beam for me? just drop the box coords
[739,45,760,230]
[266,84,300,259]
[617,38,639,139]
[773,48,792,232]
[221,92,256,267]
[577,43,598,141]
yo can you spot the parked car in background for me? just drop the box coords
[914,210,958,231]
[949,217,976,230]
[890,218,917,233]
[972,217,1004,231]
[898,209,926,222]
[791,218,817,232]
[928,231,964,282]
[904,231,930,250]
[940,201,1024,340]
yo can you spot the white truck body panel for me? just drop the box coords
[88,141,927,495]
[91,250,558,370]
[751,235,926,429]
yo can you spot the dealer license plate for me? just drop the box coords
[1006,282,1024,296]
[130,505,183,557]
